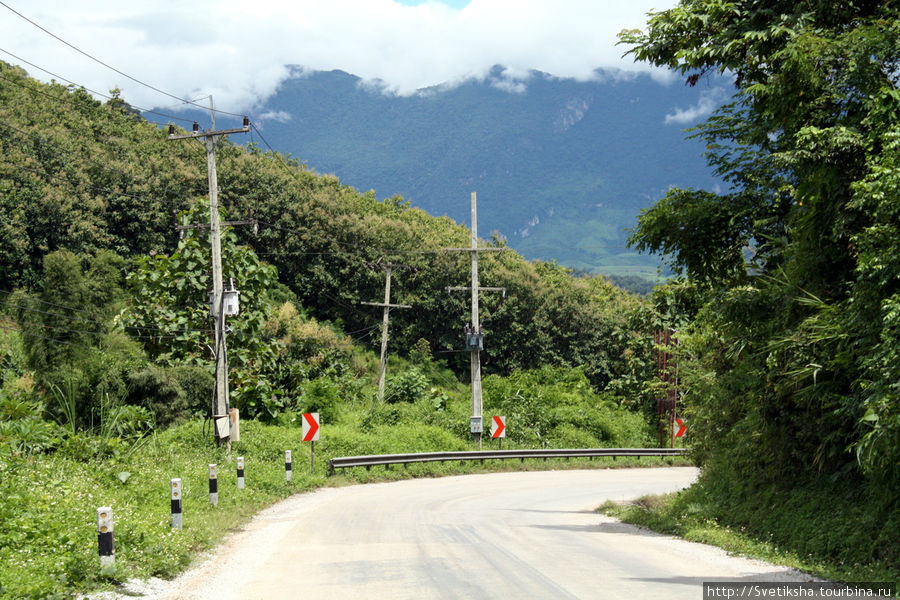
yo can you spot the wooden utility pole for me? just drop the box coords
[445,192,505,447]
[361,261,411,402]
[168,99,250,444]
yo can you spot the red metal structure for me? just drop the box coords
[654,328,679,447]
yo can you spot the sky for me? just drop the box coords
[0,0,691,116]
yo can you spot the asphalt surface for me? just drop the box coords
[141,467,812,600]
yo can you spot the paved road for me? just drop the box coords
[148,468,811,600]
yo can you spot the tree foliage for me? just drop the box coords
[622,0,900,485]
[1,57,654,429]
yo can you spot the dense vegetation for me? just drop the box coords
[620,0,899,579]
[0,57,661,423]
[0,59,671,598]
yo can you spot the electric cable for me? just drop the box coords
[0,1,245,118]
[0,51,196,124]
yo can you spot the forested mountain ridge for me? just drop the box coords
[0,59,654,405]
[152,68,724,284]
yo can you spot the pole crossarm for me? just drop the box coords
[443,247,507,253]
[175,219,258,231]
[446,286,506,293]
[167,125,250,140]
[360,301,412,309]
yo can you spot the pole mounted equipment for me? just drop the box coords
[167,101,251,446]
[444,192,507,448]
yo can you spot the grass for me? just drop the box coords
[598,477,899,594]
[0,414,683,600]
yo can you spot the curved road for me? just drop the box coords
[146,468,810,600]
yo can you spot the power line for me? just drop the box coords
[0,117,209,219]
[0,158,205,205]
[2,299,211,336]
[0,117,200,191]
[0,51,196,124]
[0,1,245,118]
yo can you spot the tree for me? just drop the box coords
[9,249,142,428]
[621,0,900,482]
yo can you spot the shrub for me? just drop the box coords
[384,368,428,404]
[301,377,341,423]
[0,418,64,456]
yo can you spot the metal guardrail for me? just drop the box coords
[327,447,687,475]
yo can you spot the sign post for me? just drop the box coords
[302,412,320,473]
[490,415,506,449]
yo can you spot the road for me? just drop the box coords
[142,467,812,600]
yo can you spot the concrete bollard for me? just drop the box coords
[170,478,183,529]
[285,450,292,482]
[209,464,218,505]
[96,507,115,569]
[236,457,245,489]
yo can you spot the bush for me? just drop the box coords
[384,368,428,404]
[301,377,341,423]
[0,418,64,456]
[484,366,652,448]
[127,366,183,427]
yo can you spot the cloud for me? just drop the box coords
[664,87,731,125]
[256,110,292,124]
[1,0,676,113]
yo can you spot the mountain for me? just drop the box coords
[155,68,726,283]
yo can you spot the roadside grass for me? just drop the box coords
[0,417,681,600]
[598,480,900,590]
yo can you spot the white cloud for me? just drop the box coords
[664,87,731,125]
[1,0,676,113]
[256,110,292,124]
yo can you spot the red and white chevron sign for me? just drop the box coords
[302,412,320,442]
[490,416,506,439]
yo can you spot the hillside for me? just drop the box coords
[148,68,726,282]
[0,59,656,396]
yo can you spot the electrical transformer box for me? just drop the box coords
[209,279,240,318]
[465,332,484,351]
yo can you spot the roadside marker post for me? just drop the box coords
[285,450,292,482]
[208,464,218,506]
[302,413,320,473]
[236,457,245,489]
[170,479,183,529]
[491,415,506,449]
[96,507,115,570]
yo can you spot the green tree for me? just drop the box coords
[9,249,142,428]
[621,0,900,483]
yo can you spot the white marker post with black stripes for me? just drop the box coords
[96,507,114,570]
[209,464,218,506]
[236,457,245,489]
[285,450,292,482]
[170,478,183,529]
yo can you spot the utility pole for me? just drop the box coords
[445,192,506,448]
[168,99,250,445]
[361,261,411,402]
